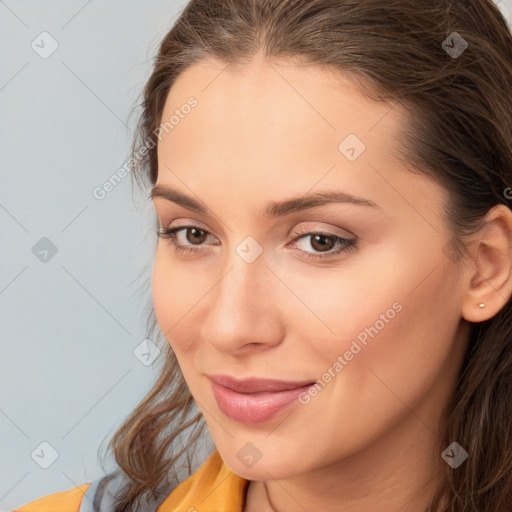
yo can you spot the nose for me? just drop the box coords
[199,248,285,354]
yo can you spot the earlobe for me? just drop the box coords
[461,204,512,323]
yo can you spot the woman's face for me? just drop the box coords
[151,55,470,481]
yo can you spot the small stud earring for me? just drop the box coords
[478,303,485,308]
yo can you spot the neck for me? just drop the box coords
[244,408,447,512]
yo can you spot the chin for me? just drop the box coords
[219,447,305,482]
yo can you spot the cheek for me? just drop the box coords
[284,242,456,356]
[152,251,173,332]
[275,263,460,462]
[286,249,459,399]
[152,249,199,353]
[344,267,456,403]
[275,260,398,352]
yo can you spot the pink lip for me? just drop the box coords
[209,374,315,424]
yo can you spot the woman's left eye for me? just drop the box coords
[156,226,358,260]
[288,231,358,260]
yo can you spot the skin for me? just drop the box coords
[151,53,512,511]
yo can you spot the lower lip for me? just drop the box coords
[210,381,312,424]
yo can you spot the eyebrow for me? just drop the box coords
[150,184,380,217]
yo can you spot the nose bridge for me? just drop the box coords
[213,247,268,317]
[199,244,282,351]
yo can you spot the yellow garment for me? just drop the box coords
[13,449,249,512]
[12,484,91,512]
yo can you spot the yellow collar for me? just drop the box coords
[157,449,249,512]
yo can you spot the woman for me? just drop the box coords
[14,0,512,510]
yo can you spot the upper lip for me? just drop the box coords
[209,374,315,393]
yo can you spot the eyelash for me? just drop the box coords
[155,225,358,260]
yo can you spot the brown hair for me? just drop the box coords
[99,1,512,510]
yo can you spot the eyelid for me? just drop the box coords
[159,218,218,236]
[160,220,354,243]
[289,222,356,240]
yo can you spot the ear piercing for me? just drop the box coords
[478,303,485,308]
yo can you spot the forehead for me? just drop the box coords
[155,56,447,227]
[158,55,402,170]
[160,55,400,142]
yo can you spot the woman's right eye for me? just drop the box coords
[156,226,218,255]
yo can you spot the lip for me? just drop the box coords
[209,374,315,424]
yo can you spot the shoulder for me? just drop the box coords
[12,474,125,512]
[12,483,91,512]
[12,452,248,512]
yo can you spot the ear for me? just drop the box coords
[461,204,512,322]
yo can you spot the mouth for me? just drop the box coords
[208,374,316,424]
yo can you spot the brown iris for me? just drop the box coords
[310,234,336,252]
[186,227,208,244]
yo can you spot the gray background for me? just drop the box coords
[0,1,188,510]
[1,1,511,510]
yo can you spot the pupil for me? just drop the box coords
[187,228,206,244]
[312,234,334,252]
